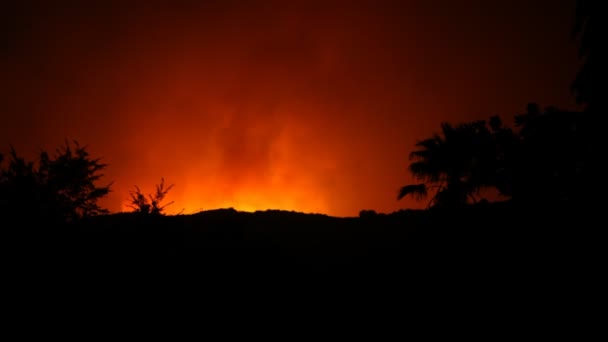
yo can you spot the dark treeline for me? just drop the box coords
[0,0,601,315]
[397,104,586,210]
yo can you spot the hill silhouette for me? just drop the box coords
[8,202,581,291]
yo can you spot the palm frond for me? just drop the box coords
[397,183,427,200]
[411,135,441,157]
[409,161,442,182]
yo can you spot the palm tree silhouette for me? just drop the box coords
[398,119,502,209]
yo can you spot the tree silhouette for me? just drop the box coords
[571,0,605,212]
[571,0,604,112]
[128,178,175,216]
[0,141,111,223]
[398,118,510,209]
[507,103,582,206]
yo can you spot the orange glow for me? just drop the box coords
[122,183,329,215]
[1,1,580,217]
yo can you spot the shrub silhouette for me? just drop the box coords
[359,209,378,218]
[128,178,174,215]
[0,141,111,223]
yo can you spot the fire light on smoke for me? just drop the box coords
[1,1,580,216]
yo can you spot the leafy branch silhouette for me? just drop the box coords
[1,140,111,223]
[128,178,175,215]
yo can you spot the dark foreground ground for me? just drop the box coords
[4,200,595,329]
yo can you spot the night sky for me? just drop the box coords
[1,0,581,216]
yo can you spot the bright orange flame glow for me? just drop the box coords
[115,103,337,215]
[122,184,329,215]
[1,1,580,217]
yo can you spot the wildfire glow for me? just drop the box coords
[1,1,579,217]
[121,176,330,215]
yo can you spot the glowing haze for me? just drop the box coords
[1,0,579,216]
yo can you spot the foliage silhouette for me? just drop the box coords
[128,178,175,215]
[359,209,378,218]
[508,103,583,206]
[571,0,604,111]
[398,117,514,208]
[396,0,602,212]
[571,0,604,214]
[0,141,111,223]
[398,102,585,210]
